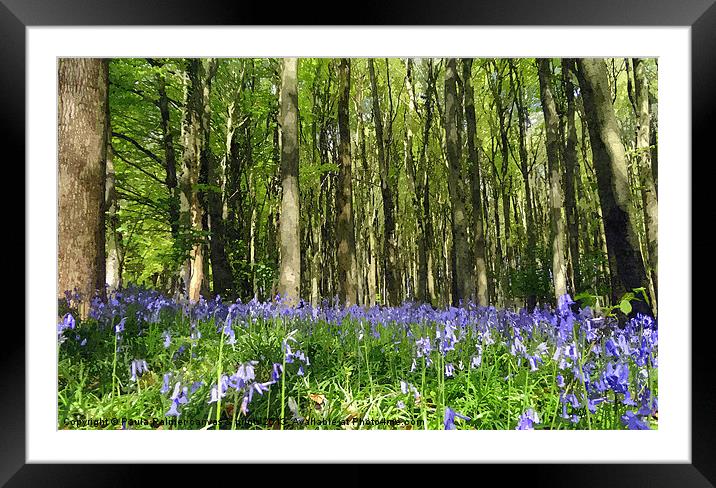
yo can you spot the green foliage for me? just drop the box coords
[105,57,658,309]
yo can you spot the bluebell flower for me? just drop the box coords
[470,355,481,369]
[621,410,650,430]
[190,381,203,394]
[622,390,638,406]
[166,401,180,417]
[584,395,605,414]
[172,345,186,361]
[115,317,126,334]
[445,363,455,377]
[516,409,540,430]
[160,373,172,394]
[444,407,471,430]
[271,363,283,383]
[557,294,575,316]
[605,362,630,394]
[236,361,257,383]
[130,359,149,382]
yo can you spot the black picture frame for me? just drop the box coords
[4,0,711,485]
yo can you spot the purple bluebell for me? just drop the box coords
[271,363,283,383]
[516,409,540,430]
[445,363,455,377]
[160,373,172,394]
[621,411,651,430]
[444,407,471,430]
[130,359,149,382]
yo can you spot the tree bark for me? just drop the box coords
[404,58,429,304]
[575,58,653,317]
[196,59,233,299]
[633,58,658,305]
[537,58,568,301]
[105,136,123,291]
[58,58,109,315]
[562,59,582,293]
[336,59,358,306]
[368,59,399,306]
[155,65,181,242]
[443,58,474,304]
[277,58,301,304]
[510,60,538,309]
[179,59,208,302]
[462,59,489,306]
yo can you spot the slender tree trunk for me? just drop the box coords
[195,61,232,299]
[562,59,582,293]
[462,59,489,306]
[58,58,109,315]
[368,59,399,306]
[537,58,568,301]
[336,59,358,306]
[404,58,429,304]
[648,90,658,194]
[277,58,301,304]
[443,58,474,304]
[633,58,658,306]
[576,58,653,317]
[491,159,503,304]
[510,60,537,309]
[154,68,181,243]
[105,137,123,291]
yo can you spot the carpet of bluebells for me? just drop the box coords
[57,287,658,430]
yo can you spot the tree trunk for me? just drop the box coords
[404,58,429,304]
[58,58,109,315]
[336,59,358,306]
[510,60,537,309]
[491,157,503,305]
[368,59,399,306]
[196,61,233,299]
[179,59,208,302]
[105,137,123,291]
[462,59,489,306]
[575,58,653,317]
[537,58,568,301]
[277,58,301,304]
[562,59,582,293]
[633,58,658,306]
[443,58,473,304]
[155,67,181,242]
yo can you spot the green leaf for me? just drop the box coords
[619,300,632,315]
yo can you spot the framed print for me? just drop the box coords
[5,0,712,485]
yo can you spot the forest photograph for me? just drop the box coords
[57,56,658,431]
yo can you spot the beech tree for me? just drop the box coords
[632,58,659,305]
[443,58,473,304]
[537,58,568,301]
[336,58,358,305]
[575,58,652,317]
[58,58,109,316]
[277,58,301,304]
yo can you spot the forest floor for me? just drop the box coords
[57,287,658,430]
